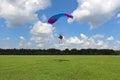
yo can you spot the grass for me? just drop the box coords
[0,55,120,80]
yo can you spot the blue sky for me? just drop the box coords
[0,0,120,49]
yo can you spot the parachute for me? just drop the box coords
[48,13,73,24]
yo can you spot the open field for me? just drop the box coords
[0,55,120,80]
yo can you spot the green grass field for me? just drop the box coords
[0,55,120,80]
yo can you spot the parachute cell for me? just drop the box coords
[48,13,73,24]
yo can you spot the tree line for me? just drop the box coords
[0,48,120,55]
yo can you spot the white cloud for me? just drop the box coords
[37,44,44,48]
[31,21,54,36]
[97,40,104,46]
[63,34,90,49]
[112,40,120,50]
[5,37,10,40]
[63,34,116,49]
[66,36,81,44]
[116,40,120,44]
[71,0,120,29]
[117,13,120,24]
[30,21,55,48]
[26,42,32,46]
[107,36,114,41]
[41,14,47,22]
[18,36,25,47]
[14,31,120,50]
[117,13,120,18]
[0,0,51,27]
[80,33,88,40]
[20,36,25,41]
[18,36,34,48]
[92,34,104,39]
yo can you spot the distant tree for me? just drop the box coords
[0,48,118,55]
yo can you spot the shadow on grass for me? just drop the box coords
[53,59,70,62]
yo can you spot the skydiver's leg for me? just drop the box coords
[59,39,62,44]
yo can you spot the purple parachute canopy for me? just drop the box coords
[64,13,73,19]
[48,12,73,24]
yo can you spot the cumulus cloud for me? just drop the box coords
[61,34,119,49]
[106,36,114,41]
[117,13,120,24]
[41,14,47,22]
[14,32,120,50]
[112,40,120,50]
[64,34,92,49]
[92,34,104,39]
[18,36,34,48]
[117,13,120,18]
[66,36,81,44]
[71,0,120,29]
[116,40,120,44]
[30,21,55,48]
[96,40,109,49]
[80,33,88,40]
[20,36,25,41]
[18,36,25,47]
[0,0,51,27]
[26,42,32,46]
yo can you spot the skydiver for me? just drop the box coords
[58,34,63,44]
